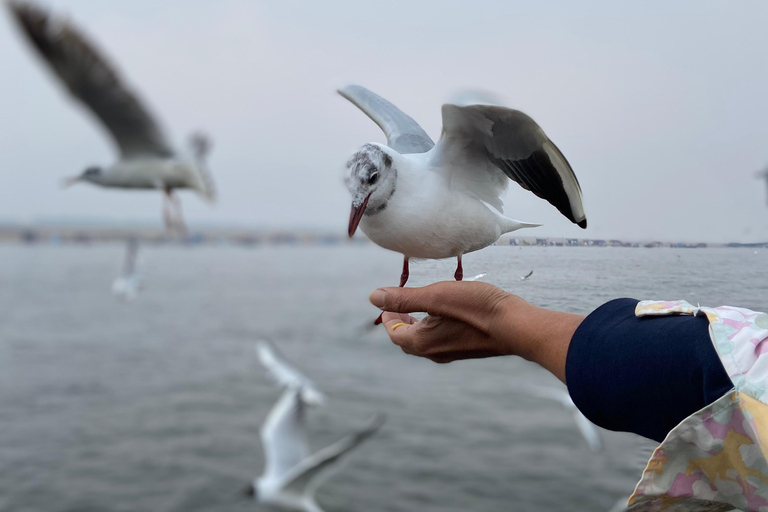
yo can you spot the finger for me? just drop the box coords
[381,312,416,325]
[370,281,512,332]
[382,314,417,338]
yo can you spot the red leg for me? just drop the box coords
[374,256,410,325]
[400,257,410,287]
[454,255,463,281]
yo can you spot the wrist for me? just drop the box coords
[493,296,584,383]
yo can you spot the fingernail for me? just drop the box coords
[369,288,387,308]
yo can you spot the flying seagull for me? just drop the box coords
[339,85,586,295]
[525,384,603,452]
[111,237,141,302]
[520,270,534,281]
[7,1,215,235]
[757,167,768,206]
[248,341,384,512]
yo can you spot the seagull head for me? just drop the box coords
[345,143,397,237]
[62,166,104,187]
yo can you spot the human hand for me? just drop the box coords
[369,281,584,382]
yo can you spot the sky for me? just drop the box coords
[1,0,768,242]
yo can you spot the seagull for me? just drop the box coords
[525,384,603,452]
[111,237,141,302]
[339,85,586,293]
[757,167,768,206]
[8,1,215,235]
[519,270,534,281]
[606,497,631,512]
[249,341,385,512]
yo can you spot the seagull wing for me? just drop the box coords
[524,384,603,451]
[572,408,603,452]
[255,341,326,405]
[123,239,139,277]
[521,270,534,280]
[8,1,174,159]
[338,85,434,154]
[281,414,385,496]
[260,389,312,482]
[432,104,586,226]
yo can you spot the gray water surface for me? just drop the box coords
[1,245,766,512]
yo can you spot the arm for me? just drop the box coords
[370,281,584,383]
[372,283,733,442]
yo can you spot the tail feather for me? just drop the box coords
[502,218,541,234]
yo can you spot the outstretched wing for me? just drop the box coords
[433,104,586,226]
[525,384,603,452]
[572,408,603,452]
[8,1,174,159]
[338,85,434,154]
[123,238,139,277]
[281,414,385,495]
[259,389,311,482]
[255,341,326,405]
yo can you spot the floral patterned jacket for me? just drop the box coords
[626,300,768,512]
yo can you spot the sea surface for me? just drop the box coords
[1,244,766,512]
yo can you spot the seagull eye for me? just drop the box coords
[367,173,379,185]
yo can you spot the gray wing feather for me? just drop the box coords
[281,413,385,495]
[338,85,434,154]
[260,389,311,482]
[255,341,326,405]
[8,1,174,159]
[437,104,587,227]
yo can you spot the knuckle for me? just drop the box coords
[485,290,514,333]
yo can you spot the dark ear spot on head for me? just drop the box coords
[382,154,392,168]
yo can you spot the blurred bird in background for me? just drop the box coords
[111,237,141,302]
[249,341,385,512]
[525,384,603,452]
[7,1,216,236]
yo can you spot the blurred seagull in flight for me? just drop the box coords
[248,341,384,512]
[520,270,534,281]
[7,1,215,235]
[526,385,603,452]
[111,238,141,302]
[339,85,586,293]
[757,167,768,206]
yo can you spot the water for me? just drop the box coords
[1,245,766,512]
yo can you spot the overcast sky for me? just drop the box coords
[2,0,768,242]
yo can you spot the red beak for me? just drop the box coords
[348,194,371,237]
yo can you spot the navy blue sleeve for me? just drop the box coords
[565,298,733,443]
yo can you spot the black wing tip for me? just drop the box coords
[8,1,55,55]
[577,219,587,229]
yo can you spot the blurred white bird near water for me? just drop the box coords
[249,341,384,512]
[7,1,215,235]
[520,270,534,281]
[525,385,603,452]
[339,85,586,294]
[111,239,141,302]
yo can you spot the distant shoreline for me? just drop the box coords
[0,226,765,249]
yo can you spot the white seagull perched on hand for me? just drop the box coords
[248,341,385,512]
[339,85,586,289]
[8,1,215,235]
